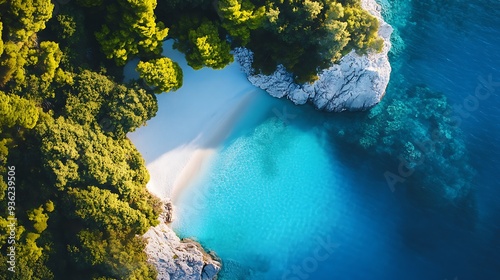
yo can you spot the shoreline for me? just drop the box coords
[162,90,257,203]
[126,40,259,280]
[127,40,260,203]
[132,88,257,202]
[169,90,256,202]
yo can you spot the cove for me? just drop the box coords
[170,0,500,279]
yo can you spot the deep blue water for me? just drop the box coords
[173,1,500,279]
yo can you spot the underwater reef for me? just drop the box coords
[334,85,475,203]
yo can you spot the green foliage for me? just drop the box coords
[0,42,29,86]
[0,21,3,57]
[136,58,183,93]
[0,1,163,279]
[68,186,150,233]
[21,111,161,278]
[0,91,46,280]
[95,0,168,65]
[64,70,157,137]
[247,0,381,83]
[11,232,54,280]
[218,0,265,45]
[53,14,77,40]
[27,205,49,233]
[0,0,55,86]
[69,229,157,279]
[46,6,88,67]
[101,83,158,137]
[3,0,54,42]
[343,5,384,54]
[173,17,234,70]
[64,71,115,125]
[165,0,382,82]
[0,90,39,129]
[37,41,63,83]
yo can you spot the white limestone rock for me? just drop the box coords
[144,204,221,280]
[234,0,393,112]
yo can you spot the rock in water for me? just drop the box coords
[234,0,393,112]
[144,222,221,280]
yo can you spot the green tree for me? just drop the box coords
[3,0,54,42]
[0,0,54,85]
[136,58,183,93]
[0,90,39,129]
[248,0,381,83]
[218,0,265,45]
[27,207,49,233]
[173,18,233,70]
[64,70,157,138]
[67,186,150,233]
[343,5,384,54]
[101,84,158,138]
[0,42,29,86]
[52,14,77,40]
[95,0,168,65]
[36,114,161,223]
[69,229,157,279]
[37,41,63,83]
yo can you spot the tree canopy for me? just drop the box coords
[172,18,234,70]
[95,0,168,65]
[0,2,164,276]
[136,57,183,93]
[164,0,383,83]
[0,0,54,85]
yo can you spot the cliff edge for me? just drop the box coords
[234,0,393,112]
[144,203,221,280]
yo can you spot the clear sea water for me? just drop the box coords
[172,1,500,279]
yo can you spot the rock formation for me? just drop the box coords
[234,0,393,112]
[144,202,221,280]
[143,1,393,278]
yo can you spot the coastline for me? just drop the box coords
[161,89,256,203]
[128,0,394,276]
[127,40,259,280]
[233,0,392,112]
[127,40,259,202]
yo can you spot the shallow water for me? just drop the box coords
[172,0,500,279]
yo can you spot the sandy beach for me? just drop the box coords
[127,40,258,202]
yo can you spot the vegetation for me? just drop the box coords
[136,58,183,93]
[0,0,383,278]
[0,0,167,278]
[172,17,234,70]
[95,0,169,65]
[164,0,383,83]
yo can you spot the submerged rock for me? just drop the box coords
[144,204,221,280]
[234,0,393,112]
[334,85,475,202]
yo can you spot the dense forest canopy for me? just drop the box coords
[0,0,165,278]
[0,0,381,279]
[161,0,383,82]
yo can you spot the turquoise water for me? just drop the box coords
[173,0,500,279]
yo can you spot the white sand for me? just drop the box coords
[127,41,258,202]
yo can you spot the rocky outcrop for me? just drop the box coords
[144,203,221,280]
[234,0,393,112]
